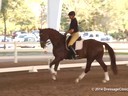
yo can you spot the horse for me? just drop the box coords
[39,28,117,83]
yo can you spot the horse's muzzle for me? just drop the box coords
[40,41,46,48]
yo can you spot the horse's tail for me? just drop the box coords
[102,42,118,75]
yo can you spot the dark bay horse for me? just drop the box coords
[39,28,117,83]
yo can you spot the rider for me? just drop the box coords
[65,11,80,59]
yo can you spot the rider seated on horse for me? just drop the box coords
[65,11,80,59]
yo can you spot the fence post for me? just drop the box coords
[14,42,18,63]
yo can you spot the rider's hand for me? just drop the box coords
[68,29,74,34]
[64,32,67,36]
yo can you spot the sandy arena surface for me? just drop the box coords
[0,62,127,96]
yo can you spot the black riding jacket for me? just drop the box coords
[69,18,79,32]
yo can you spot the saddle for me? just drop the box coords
[66,36,83,59]
[66,36,82,50]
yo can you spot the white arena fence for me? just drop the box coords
[0,42,53,63]
[0,41,128,73]
[0,41,128,63]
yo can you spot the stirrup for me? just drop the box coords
[72,54,79,59]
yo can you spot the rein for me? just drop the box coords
[65,36,70,51]
[40,40,51,44]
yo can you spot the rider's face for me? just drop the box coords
[69,15,74,19]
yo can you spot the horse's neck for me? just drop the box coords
[49,32,65,48]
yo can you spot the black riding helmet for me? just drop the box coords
[68,11,75,16]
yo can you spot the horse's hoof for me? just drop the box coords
[75,78,79,83]
[102,79,107,83]
[50,68,57,75]
[102,79,109,83]
[52,74,56,80]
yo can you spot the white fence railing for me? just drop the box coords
[0,42,128,73]
[0,41,128,63]
[0,42,53,63]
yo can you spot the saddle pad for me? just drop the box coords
[75,40,84,50]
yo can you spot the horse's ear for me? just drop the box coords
[38,28,42,30]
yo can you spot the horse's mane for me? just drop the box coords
[40,28,65,41]
[44,28,59,32]
[43,28,63,35]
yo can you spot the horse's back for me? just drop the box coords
[82,39,104,56]
[83,39,104,48]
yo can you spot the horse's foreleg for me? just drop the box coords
[51,62,60,80]
[49,60,57,80]
[49,58,61,80]
[50,66,57,80]
[50,65,57,75]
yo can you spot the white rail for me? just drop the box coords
[0,42,128,73]
[0,42,52,63]
[0,41,128,63]
[0,61,127,73]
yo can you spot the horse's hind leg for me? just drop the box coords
[96,58,110,83]
[75,58,94,83]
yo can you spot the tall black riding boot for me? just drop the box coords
[68,46,77,59]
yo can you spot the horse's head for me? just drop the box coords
[39,28,49,48]
[39,28,66,48]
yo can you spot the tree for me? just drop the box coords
[60,0,128,35]
[0,0,10,49]
[0,0,44,34]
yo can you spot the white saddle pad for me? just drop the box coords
[75,40,84,50]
